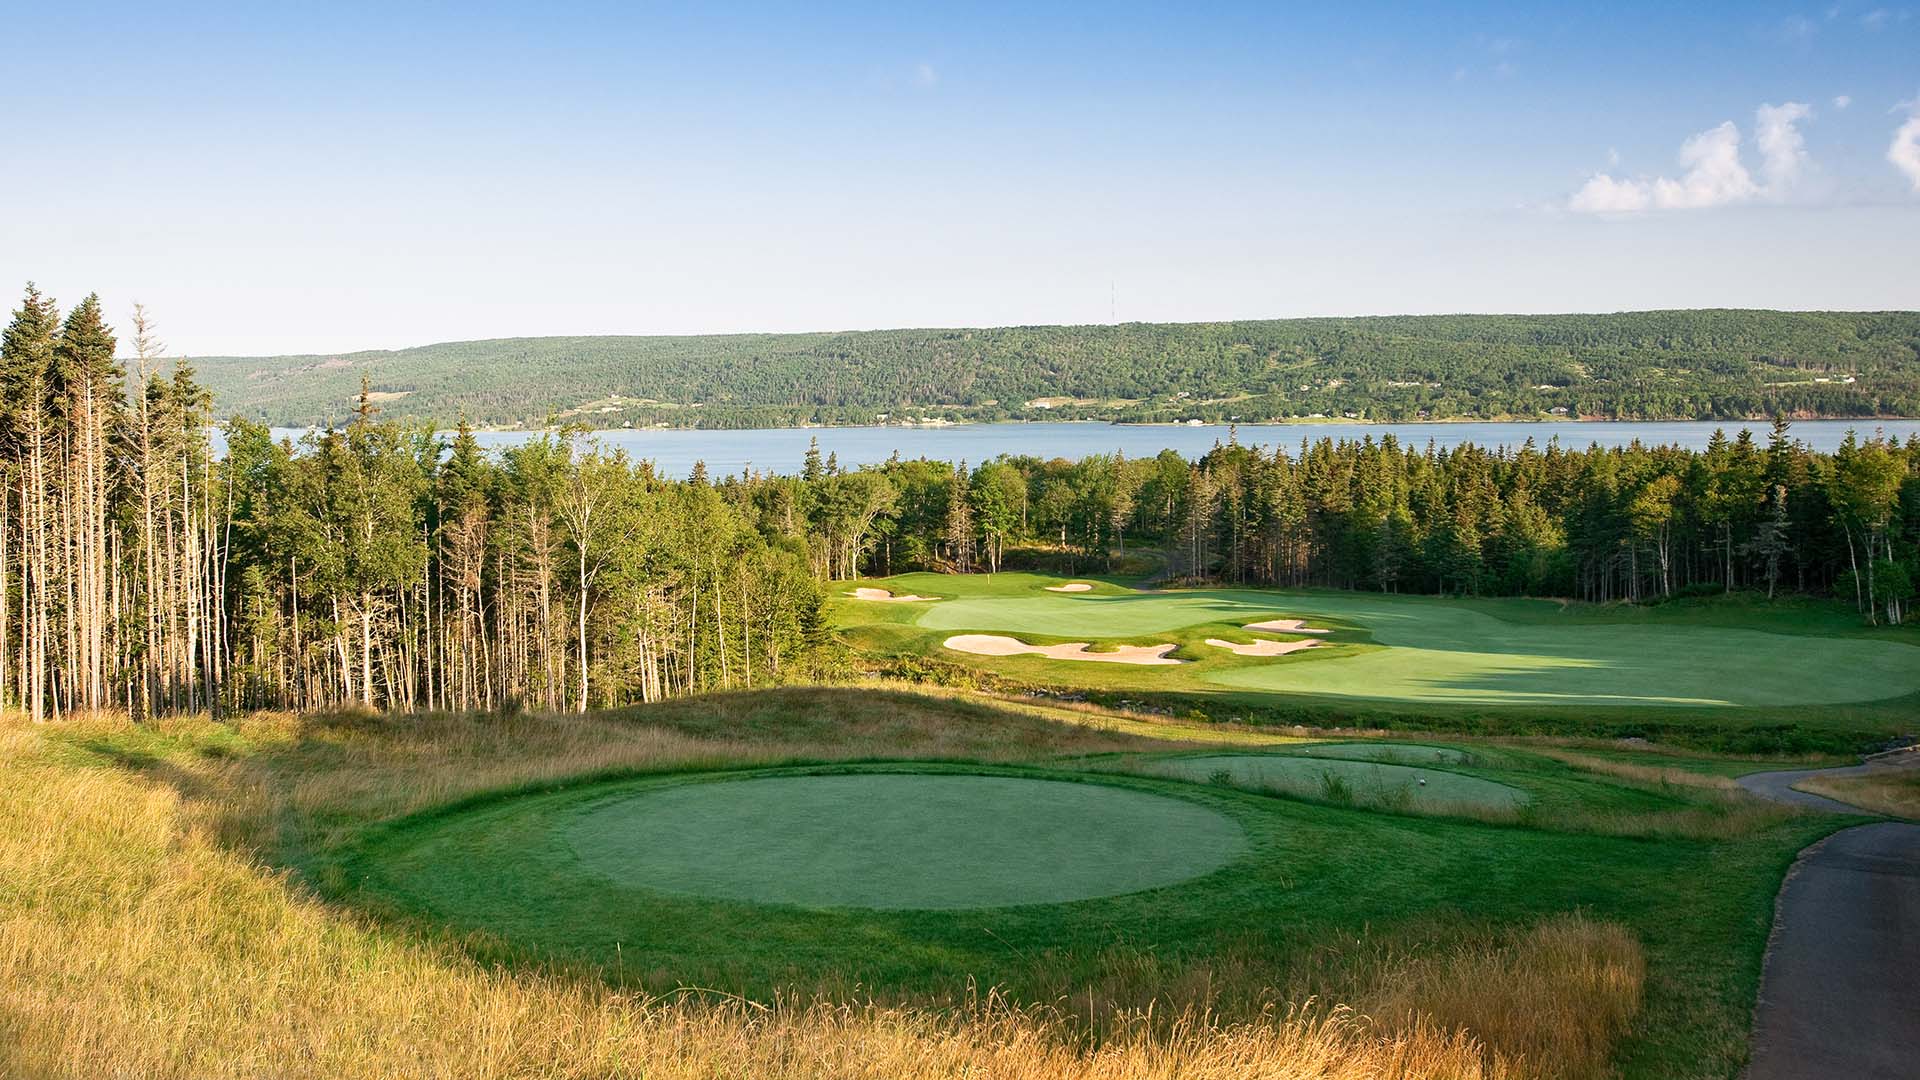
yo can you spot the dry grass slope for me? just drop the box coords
[1,699,1642,1079]
[1795,768,1920,819]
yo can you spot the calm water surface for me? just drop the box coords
[272,420,1920,479]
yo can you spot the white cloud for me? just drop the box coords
[913,62,937,87]
[1569,103,1813,214]
[1860,7,1893,28]
[1890,115,1920,191]
[1651,122,1761,207]
[1755,101,1814,189]
[1833,94,1852,110]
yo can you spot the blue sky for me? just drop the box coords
[3,2,1917,354]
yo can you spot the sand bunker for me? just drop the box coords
[1243,618,1332,634]
[851,587,939,602]
[944,634,1182,665]
[1045,582,1095,592]
[1206,637,1322,657]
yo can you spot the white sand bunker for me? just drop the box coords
[944,634,1183,665]
[1045,582,1095,592]
[1207,637,1322,657]
[851,587,940,602]
[1243,618,1333,634]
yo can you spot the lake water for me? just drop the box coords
[263,419,1920,478]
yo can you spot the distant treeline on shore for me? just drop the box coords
[188,309,1920,429]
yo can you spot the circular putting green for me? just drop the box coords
[561,773,1246,910]
[1150,754,1525,813]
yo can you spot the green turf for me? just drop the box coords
[559,773,1245,909]
[1148,753,1527,813]
[903,583,1920,708]
[1284,742,1477,765]
[342,754,1845,1080]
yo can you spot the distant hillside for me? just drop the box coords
[188,310,1920,429]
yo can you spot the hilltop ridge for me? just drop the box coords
[188,309,1920,429]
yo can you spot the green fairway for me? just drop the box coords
[559,773,1246,909]
[897,580,1920,708]
[1147,753,1527,813]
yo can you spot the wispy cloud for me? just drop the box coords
[1859,7,1894,29]
[1890,113,1920,191]
[1773,14,1818,40]
[1570,104,1813,214]
[1453,34,1524,81]
[1755,102,1814,188]
[1833,94,1853,109]
[912,62,938,88]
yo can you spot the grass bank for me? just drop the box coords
[0,687,1855,1078]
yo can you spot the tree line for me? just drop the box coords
[5,288,839,721]
[192,309,1920,429]
[838,421,1915,624]
[5,287,1915,720]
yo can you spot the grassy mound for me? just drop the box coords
[1289,742,1478,765]
[0,710,1643,1080]
[6,689,1860,1078]
[557,772,1246,909]
[1149,754,1527,814]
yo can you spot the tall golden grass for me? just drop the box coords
[1531,748,1741,791]
[1,694,1642,1079]
[1795,768,1920,818]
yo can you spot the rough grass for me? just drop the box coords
[0,707,1645,1080]
[1795,767,1920,818]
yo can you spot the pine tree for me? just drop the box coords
[943,462,975,573]
[1745,484,1790,599]
[53,295,121,711]
[1,286,61,720]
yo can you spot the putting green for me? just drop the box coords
[561,773,1246,909]
[913,588,1920,707]
[1151,754,1526,812]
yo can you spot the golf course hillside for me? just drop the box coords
[65,687,1829,1080]
[838,574,1920,726]
[1,672,1892,1080]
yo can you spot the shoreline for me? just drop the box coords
[271,414,1920,437]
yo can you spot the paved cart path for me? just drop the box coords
[1740,755,1919,1080]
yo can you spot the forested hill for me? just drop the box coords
[189,309,1920,429]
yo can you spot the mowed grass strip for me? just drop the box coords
[892,579,1920,707]
[562,773,1246,909]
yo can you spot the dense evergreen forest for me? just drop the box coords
[5,287,1917,720]
[193,309,1920,429]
